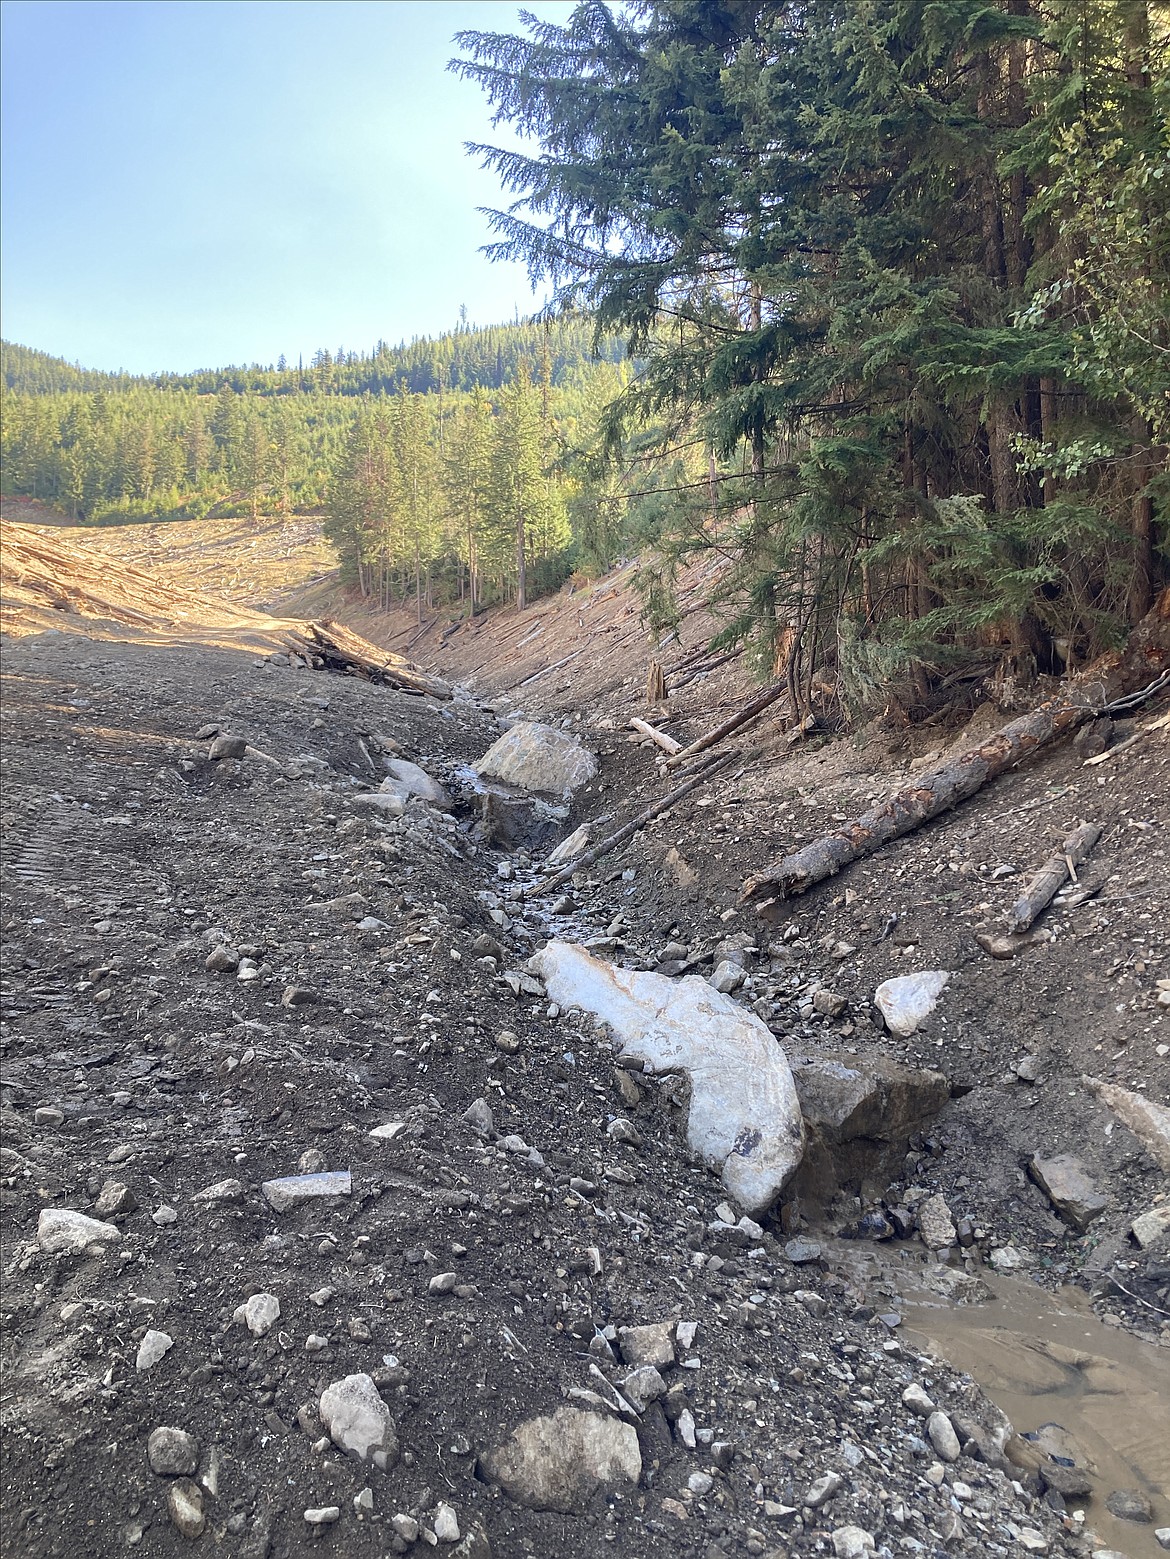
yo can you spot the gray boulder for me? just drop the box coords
[1028,1154,1108,1232]
[381,759,453,811]
[476,722,598,797]
[790,1052,949,1203]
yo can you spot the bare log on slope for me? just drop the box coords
[283,619,452,699]
[665,679,789,769]
[530,750,737,896]
[1007,820,1103,934]
[629,717,683,755]
[740,691,1102,906]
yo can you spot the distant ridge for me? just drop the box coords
[1,317,626,400]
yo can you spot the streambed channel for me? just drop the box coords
[831,1241,1170,1557]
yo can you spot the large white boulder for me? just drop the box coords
[479,1406,640,1512]
[476,722,598,797]
[529,941,804,1213]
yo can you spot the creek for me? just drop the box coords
[832,1241,1170,1558]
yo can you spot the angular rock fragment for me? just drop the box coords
[479,1406,641,1512]
[234,1292,281,1336]
[93,1181,137,1218]
[37,1208,121,1254]
[193,1177,246,1204]
[1131,1204,1170,1248]
[137,1329,174,1371]
[319,1373,399,1470]
[917,1194,957,1251]
[618,1322,675,1369]
[262,1170,351,1212]
[167,1479,205,1538]
[1028,1154,1108,1232]
[381,758,453,810]
[874,970,950,1036]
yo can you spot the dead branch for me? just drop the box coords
[741,690,1102,906]
[1007,821,1103,934]
[531,751,737,896]
[1083,708,1170,766]
[629,717,683,755]
[645,660,666,705]
[665,679,788,769]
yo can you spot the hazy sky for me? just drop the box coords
[0,0,575,373]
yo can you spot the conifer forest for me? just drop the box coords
[4,0,1167,718]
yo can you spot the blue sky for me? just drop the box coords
[0,0,575,373]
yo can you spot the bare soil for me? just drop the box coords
[1,518,1167,1559]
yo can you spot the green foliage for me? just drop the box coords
[453,0,1168,714]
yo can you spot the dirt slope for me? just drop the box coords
[1,522,1167,1559]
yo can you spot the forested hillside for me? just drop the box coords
[455,0,1168,709]
[0,321,639,613]
[5,0,1166,717]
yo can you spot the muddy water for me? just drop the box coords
[834,1243,1169,1557]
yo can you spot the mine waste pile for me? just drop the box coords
[1,535,1168,1559]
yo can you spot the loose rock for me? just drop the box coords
[136,1330,174,1371]
[37,1207,122,1254]
[147,1427,199,1477]
[433,1502,460,1542]
[318,1373,399,1470]
[234,1292,281,1337]
[479,1406,641,1512]
[262,1170,351,1211]
[1105,1489,1153,1523]
[874,970,950,1036]
[917,1194,957,1251]
[927,1410,961,1462]
[167,1478,205,1538]
[1028,1153,1108,1231]
[832,1527,876,1559]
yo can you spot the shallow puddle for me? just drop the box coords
[833,1243,1170,1557]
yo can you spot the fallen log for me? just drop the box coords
[283,619,452,700]
[530,750,737,896]
[1007,821,1103,934]
[665,679,788,769]
[629,717,683,755]
[740,690,1101,906]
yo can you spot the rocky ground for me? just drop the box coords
[1,531,1168,1559]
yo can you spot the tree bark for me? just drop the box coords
[740,690,1103,905]
[516,508,527,611]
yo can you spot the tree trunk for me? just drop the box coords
[516,509,527,611]
[741,690,1103,904]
